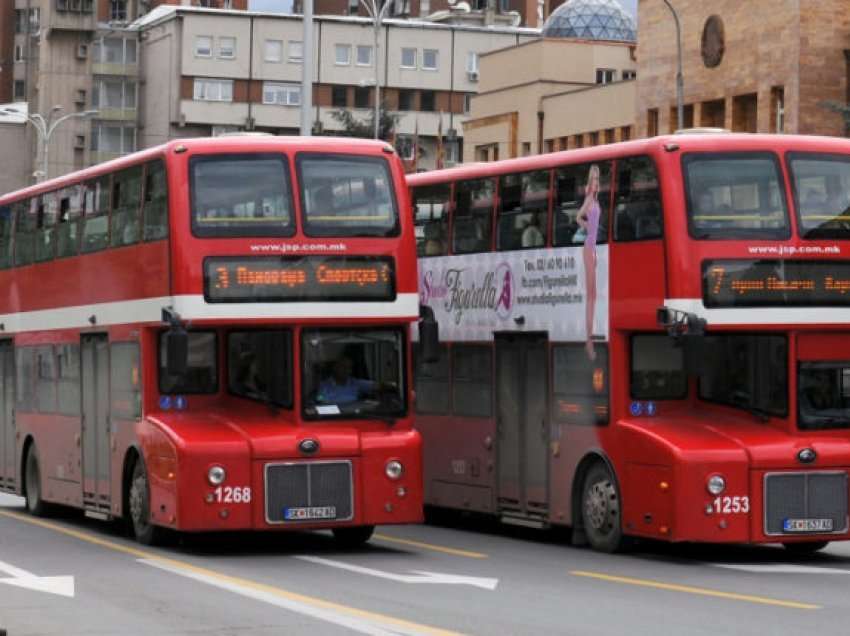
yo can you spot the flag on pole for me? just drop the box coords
[436,112,445,170]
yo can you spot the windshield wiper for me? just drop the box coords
[741,403,771,422]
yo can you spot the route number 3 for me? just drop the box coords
[713,496,749,514]
[214,486,252,503]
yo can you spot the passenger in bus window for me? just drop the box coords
[521,212,544,248]
[317,356,378,404]
[576,164,600,361]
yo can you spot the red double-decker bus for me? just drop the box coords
[0,135,429,545]
[409,132,850,553]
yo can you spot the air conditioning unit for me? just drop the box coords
[76,44,88,59]
[467,70,479,82]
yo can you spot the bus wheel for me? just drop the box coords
[128,459,166,546]
[24,446,50,517]
[332,525,375,548]
[783,541,829,554]
[581,463,625,553]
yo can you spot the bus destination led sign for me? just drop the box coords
[204,256,395,302]
[703,259,850,307]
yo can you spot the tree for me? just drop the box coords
[329,103,400,141]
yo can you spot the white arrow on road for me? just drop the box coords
[0,559,75,598]
[714,563,850,575]
[296,555,499,590]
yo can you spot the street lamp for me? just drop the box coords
[662,0,684,131]
[1,105,99,182]
[359,0,393,139]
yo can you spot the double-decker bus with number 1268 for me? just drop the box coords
[0,135,435,545]
[409,132,850,553]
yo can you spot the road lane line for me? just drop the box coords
[373,534,488,559]
[0,509,463,636]
[570,570,821,610]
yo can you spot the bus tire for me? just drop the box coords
[24,445,51,517]
[332,525,375,548]
[783,541,829,554]
[128,458,167,546]
[581,463,626,553]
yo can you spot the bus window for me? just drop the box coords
[299,155,398,238]
[614,156,662,241]
[228,330,293,408]
[35,345,57,413]
[14,198,38,267]
[630,335,687,400]
[56,186,83,259]
[451,345,492,417]
[191,154,293,238]
[699,334,787,418]
[15,347,35,412]
[142,160,169,241]
[798,362,850,430]
[412,183,450,257]
[111,165,143,248]
[684,152,789,240]
[497,170,550,251]
[452,178,494,254]
[34,192,58,263]
[56,343,80,416]
[553,344,609,425]
[788,153,850,239]
[159,331,217,395]
[0,204,13,269]
[413,343,449,414]
[554,161,611,246]
[82,177,110,253]
[112,342,141,420]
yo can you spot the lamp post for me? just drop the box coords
[662,0,684,130]
[359,0,393,139]
[1,105,98,182]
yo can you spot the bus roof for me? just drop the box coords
[0,135,395,205]
[406,133,850,187]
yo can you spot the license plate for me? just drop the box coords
[284,506,337,520]
[783,518,833,532]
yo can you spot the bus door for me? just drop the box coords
[0,340,15,491]
[81,334,110,510]
[495,333,549,521]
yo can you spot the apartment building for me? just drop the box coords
[137,5,537,170]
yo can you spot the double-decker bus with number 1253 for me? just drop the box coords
[0,135,434,545]
[409,132,850,553]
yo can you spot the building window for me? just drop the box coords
[91,123,136,154]
[398,89,414,111]
[354,86,370,108]
[218,36,236,59]
[264,39,282,62]
[195,36,213,58]
[420,90,435,112]
[622,69,636,80]
[356,45,372,67]
[14,45,24,63]
[596,68,615,84]
[422,49,438,71]
[396,135,415,161]
[110,0,127,21]
[463,94,472,113]
[92,78,137,110]
[29,8,40,32]
[14,10,26,34]
[332,85,348,107]
[263,82,300,106]
[771,86,785,133]
[14,81,26,100]
[288,40,303,63]
[335,44,351,65]
[620,126,632,141]
[401,47,416,69]
[647,108,659,137]
[92,37,137,65]
[193,78,234,102]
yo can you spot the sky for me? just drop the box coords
[249,0,638,18]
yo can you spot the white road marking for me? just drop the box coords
[714,563,850,575]
[139,559,432,636]
[296,555,499,590]
[0,559,75,598]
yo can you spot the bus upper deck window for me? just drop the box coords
[613,156,662,242]
[788,153,850,240]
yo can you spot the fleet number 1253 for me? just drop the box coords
[713,496,749,514]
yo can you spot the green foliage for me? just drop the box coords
[329,102,400,141]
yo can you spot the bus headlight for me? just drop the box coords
[208,465,226,486]
[707,474,726,495]
[385,460,404,480]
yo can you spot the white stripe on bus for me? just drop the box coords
[664,298,850,325]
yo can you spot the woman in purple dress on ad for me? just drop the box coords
[576,164,600,361]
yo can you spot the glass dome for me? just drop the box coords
[542,0,637,43]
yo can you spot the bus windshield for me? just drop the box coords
[684,153,790,240]
[301,328,405,420]
[788,153,850,239]
[190,154,294,237]
[298,155,398,237]
[798,362,850,430]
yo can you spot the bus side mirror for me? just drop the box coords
[419,305,440,363]
[165,328,189,377]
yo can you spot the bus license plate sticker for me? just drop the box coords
[284,506,337,521]
[783,518,833,532]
